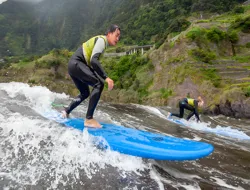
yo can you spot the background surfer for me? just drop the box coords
[168,96,204,122]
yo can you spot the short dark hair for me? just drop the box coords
[105,24,120,35]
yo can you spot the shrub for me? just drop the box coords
[155,38,165,49]
[233,55,250,63]
[206,27,226,43]
[190,48,216,63]
[246,42,250,48]
[200,68,221,87]
[28,79,36,84]
[167,17,191,33]
[169,41,175,48]
[0,62,10,69]
[166,56,184,64]
[21,56,35,62]
[106,55,150,89]
[230,15,250,33]
[49,49,60,56]
[186,27,205,41]
[228,30,239,43]
[49,48,72,58]
[35,57,61,69]
[138,87,149,100]
[160,88,173,98]
[233,6,245,14]
[47,59,61,68]
[60,49,73,58]
[244,86,250,97]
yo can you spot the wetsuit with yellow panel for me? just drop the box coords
[64,35,108,119]
[171,98,201,122]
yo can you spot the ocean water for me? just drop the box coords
[0,82,250,190]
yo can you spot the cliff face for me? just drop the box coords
[211,99,250,118]
[147,12,250,118]
[1,6,250,119]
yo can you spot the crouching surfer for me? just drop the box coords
[168,96,204,122]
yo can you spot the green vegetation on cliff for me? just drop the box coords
[0,1,250,117]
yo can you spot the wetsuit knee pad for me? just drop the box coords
[80,92,90,100]
[76,93,89,103]
[94,80,104,91]
[179,101,186,107]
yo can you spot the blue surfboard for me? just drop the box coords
[166,114,190,127]
[43,111,214,161]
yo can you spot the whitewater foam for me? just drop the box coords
[0,83,148,189]
[135,104,250,140]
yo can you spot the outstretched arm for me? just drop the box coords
[90,38,107,80]
[187,101,200,122]
[90,38,114,90]
[91,52,107,80]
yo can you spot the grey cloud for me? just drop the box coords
[14,0,44,2]
[0,0,44,3]
[0,0,8,4]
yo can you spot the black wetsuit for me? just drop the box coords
[64,45,107,119]
[171,98,200,121]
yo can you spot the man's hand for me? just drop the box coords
[105,77,114,91]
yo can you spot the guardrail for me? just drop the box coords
[104,45,154,57]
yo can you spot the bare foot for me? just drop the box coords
[84,119,102,128]
[62,110,69,118]
[167,112,172,118]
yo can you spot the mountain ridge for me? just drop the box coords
[0,0,246,56]
[0,0,250,118]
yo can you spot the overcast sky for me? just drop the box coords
[0,0,7,4]
[0,0,44,4]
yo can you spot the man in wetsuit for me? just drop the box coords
[62,25,121,128]
[168,96,204,122]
